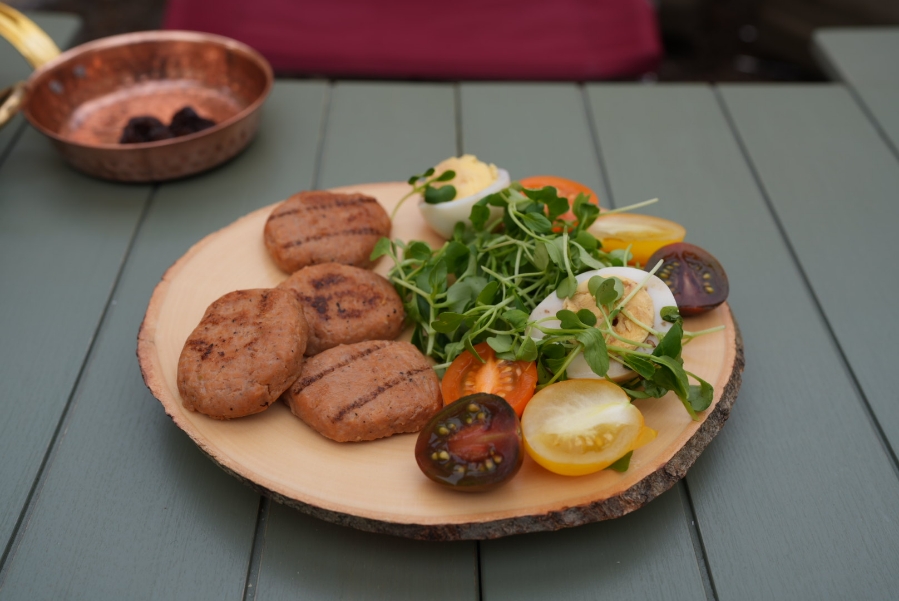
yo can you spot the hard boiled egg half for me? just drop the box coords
[529,266,678,381]
[418,155,510,239]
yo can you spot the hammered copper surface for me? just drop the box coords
[22,31,272,182]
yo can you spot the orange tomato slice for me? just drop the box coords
[442,342,538,416]
[519,176,601,224]
[588,212,686,267]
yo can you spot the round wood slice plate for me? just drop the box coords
[138,182,744,540]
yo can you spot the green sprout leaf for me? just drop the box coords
[469,203,491,230]
[653,321,684,360]
[576,309,598,327]
[424,184,457,204]
[406,241,432,261]
[556,309,583,330]
[556,275,578,299]
[589,276,623,308]
[522,212,553,234]
[660,306,681,323]
[432,312,467,334]
[574,231,598,252]
[576,327,609,376]
[369,237,392,261]
[542,342,566,359]
[686,371,714,412]
[573,243,606,269]
[428,260,448,295]
[477,281,499,305]
[573,194,600,228]
[443,241,470,276]
[622,354,656,379]
[515,337,539,362]
[533,242,550,270]
[502,309,530,330]
[487,334,513,354]
[606,451,633,472]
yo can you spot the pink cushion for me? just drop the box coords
[164,0,661,80]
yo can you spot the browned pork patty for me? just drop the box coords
[277,262,405,355]
[177,288,308,419]
[284,340,441,442]
[264,190,391,273]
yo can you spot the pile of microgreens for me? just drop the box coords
[372,174,719,420]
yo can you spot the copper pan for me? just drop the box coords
[0,4,273,182]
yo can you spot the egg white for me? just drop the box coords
[418,168,511,239]
[529,266,677,382]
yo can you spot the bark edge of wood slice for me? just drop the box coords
[137,182,745,541]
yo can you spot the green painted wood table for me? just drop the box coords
[2,14,898,601]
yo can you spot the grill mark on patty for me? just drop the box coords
[257,290,274,315]
[294,342,391,389]
[311,273,347,290]
[297,288,385,321]
[280,228,384,249]
[187,339,215,360]
[310,297,329,315]
[268,197,379,220]
[332,366,432,423]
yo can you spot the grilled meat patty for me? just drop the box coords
[264,190,391,273]
[277,262,405,355]
[284,340,441,442]
[177,288,308,419]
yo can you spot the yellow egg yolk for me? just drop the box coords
[562,277,653,351]
[430,155,498,199]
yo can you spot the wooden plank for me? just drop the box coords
[459,83,605,199]
[255,512,476,600]
[812,28,899,85]
[317,81,458,189]
[0,13,80,164]
[811,30,899,159]
[720,84,899,456]
[854,86,899,152]
[0,82,327,600]
[586,83,899,600]
[253,82,478,601]
[0,105,148,572]
[460,83,707,601]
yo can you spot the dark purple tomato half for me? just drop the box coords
[648,242,729,316]
[414,393,523,492]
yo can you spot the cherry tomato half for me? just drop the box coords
[415,393,524,491]
[647,242,729,316]
[442,342,538,416]
[521,379,656,476]
[519,176,601,224]
[587,213,686,266]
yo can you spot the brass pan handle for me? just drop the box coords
[0,2,62,128]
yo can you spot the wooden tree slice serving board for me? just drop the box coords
[138,182,744,540]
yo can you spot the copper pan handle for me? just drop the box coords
[0,2,61,128]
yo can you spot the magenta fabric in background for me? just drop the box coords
[163,0,662,80]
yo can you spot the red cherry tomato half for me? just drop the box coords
[414,393,524,491]
[647,242,729,316]
[442,342,538,416]
[519,176,600,224]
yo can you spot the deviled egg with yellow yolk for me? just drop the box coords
[529,266,678,381]
[419,155,510,239]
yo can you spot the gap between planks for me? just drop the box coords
[0,185,159,582]
[711,85,899,483]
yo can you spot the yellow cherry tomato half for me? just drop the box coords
[588,213,686,267]
[521,379,656,476]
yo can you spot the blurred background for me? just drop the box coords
[5,0,899,81]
